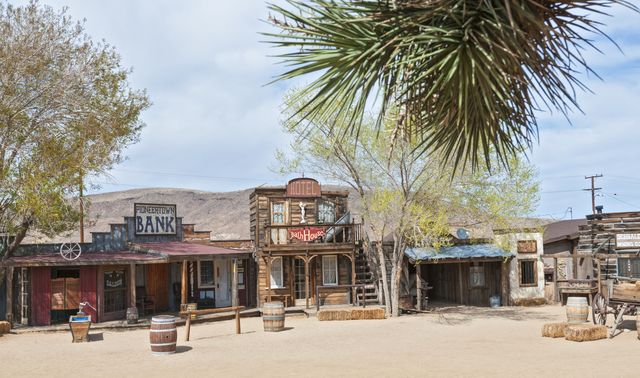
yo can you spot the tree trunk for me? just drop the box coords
[376,242,391,317]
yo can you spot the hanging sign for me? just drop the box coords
[104,270,125,289]
[134,203,177,235]
[289,227,326,242]
[616,233,640,249]
[286,178,321,198]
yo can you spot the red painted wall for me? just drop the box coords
[80,266,98,323]
[30,267,51,326]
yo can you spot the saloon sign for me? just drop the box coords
[134,203,177,235]
[289,227,326,242]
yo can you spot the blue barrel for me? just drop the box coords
[489,295,501,308]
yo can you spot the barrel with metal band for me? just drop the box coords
[150,315,177,355]
[262,301,285,332]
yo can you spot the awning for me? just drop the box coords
[131,242,252,261]
[2,251,164,267]
[405,244,513,263]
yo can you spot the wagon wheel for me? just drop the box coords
[59,242,82,261]
[592,293,607,325]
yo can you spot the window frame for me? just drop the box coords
[617,257,640,279]
[317,199,336,224]
[271,201,287,225]
[270,257,284,289]
[519,259,538,287]
[198,260,215,288]
[469,262,485,288]
[322,255,339,286]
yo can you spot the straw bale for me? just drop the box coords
[541,322,569,338]
[317,308,386,321]
[565,324,607,342]
[0,321,10,334]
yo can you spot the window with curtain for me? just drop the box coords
[322,255,338,285]
[270,258,283,288]
[317,200,335,224]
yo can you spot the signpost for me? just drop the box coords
[134,203,177,235]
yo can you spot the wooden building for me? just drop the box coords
[404,230,545,307]
[577,211,640,298]
[1,204,256,326]
[250,178,362,308]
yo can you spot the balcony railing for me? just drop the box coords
[264,223,362,247]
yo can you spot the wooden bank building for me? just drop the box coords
[1,204,256,326]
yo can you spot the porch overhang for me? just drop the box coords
[405,244,514,264]
[1,251,164,267]
[130,242,252,262]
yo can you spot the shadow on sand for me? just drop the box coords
[424,305,559,326]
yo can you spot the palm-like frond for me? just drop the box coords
[265,0,637,170]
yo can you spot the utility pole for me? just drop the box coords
[583,174,603,214]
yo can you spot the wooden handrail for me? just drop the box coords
[180,306,245,341]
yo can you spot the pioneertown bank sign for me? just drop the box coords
[134,203,177,235]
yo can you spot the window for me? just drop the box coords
[618,258,640,279]
[469,263,485,288]
[198,261,214,288]
[317,200,336,224]
[517,240,537,254]
[322,255,338,285]
[271,202,288,245]
[270,258,283,288]
[519,260,537,286]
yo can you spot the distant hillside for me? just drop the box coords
[24,188,254,243]
[22,187,550,244]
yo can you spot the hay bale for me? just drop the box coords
[541,322,569,338]
[317,309,351,321]
[0,321,11,334]
[565,324,607,342]
[351,308,386,320]
[513,297,547,306]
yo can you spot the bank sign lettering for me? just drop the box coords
[134,203,177,235]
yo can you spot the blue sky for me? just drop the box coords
[24,1,640,220]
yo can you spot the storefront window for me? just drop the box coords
[199,261,214,287]
[104,270,126,313]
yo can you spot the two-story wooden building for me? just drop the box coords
[250,178,362,309]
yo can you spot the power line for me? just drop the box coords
[602,192,640,209]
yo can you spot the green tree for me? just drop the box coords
[276,90,539,316]
[0,1,150,260]
[266,0,635,169]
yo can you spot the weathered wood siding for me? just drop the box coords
[146,263,170,312]
[30,267,51,326]
[80,266,98,322]
[425,262,502,306]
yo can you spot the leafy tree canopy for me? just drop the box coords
[0,1,150,257]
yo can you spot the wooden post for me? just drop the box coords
[572,243,578,279]
[266,256,272,303]
[6,266,13,324]
[232,258,238,308]
[458,263,464,305]
[351,254,356,306]
[553,257,558,302]
[181,260,187,305]
[129,263,136,308]
[185,313,191,341]
[596,258,602,297]
[304,258,310,309]
[235,307,241,334]
[501,261,510,307]
[416,263,422,311]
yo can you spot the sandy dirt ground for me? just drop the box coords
[1,305,639,377]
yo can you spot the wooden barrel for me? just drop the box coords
[566,296,589,323]
[262,301,285,332]
[150,315,177,355]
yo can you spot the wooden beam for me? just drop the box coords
[129,263,136,308]
[266,256,272,303]
[231,258,238,308]
[351,253,356,305]
[501,261,509,306]
[553,258,558,302]
[416,264,422,311]
[6,266,13,324]
[181,260,187,305]
[305,258,310,310]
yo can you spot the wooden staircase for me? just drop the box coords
[354,248,379,305]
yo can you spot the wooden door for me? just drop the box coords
[30,267,51,326]
[146,264,169,312]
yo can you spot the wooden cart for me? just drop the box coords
[591,280,640,337]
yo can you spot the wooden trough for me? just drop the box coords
[564,324,607,342]
[317,307,385,321]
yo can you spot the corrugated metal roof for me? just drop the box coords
[405,244,513,262]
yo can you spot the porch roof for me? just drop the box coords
[2,251,164,267]
[131,242,252,261]
[405,244,513,263]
